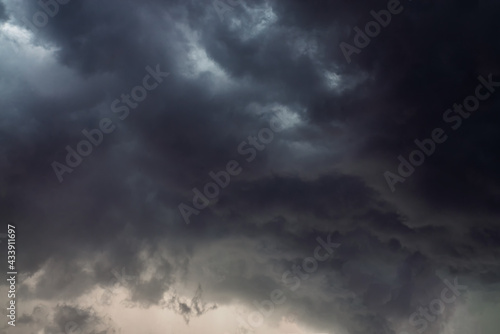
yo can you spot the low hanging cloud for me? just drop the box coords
[0,0,499,333]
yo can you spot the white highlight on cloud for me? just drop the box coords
[227,2,278,41]
[175,22,232,88]
[21,266,46,291]
[0,21,115,103]
[324,70,342,90]
[271,104,302,130]
[0,21,32,45]
[244,102,302,131]
[246,3,278,39]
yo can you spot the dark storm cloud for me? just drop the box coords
[162,285,217,324]
[1,0,500,333]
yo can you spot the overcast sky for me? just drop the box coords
[1,0,500,333]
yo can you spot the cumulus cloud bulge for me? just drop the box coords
[0,0,500,333]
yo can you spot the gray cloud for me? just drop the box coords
[0,0,499,333]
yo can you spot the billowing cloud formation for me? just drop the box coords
[0,0,499,333]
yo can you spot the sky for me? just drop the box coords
[1,0,500,333]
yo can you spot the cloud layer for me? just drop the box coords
[1,0,500,333]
